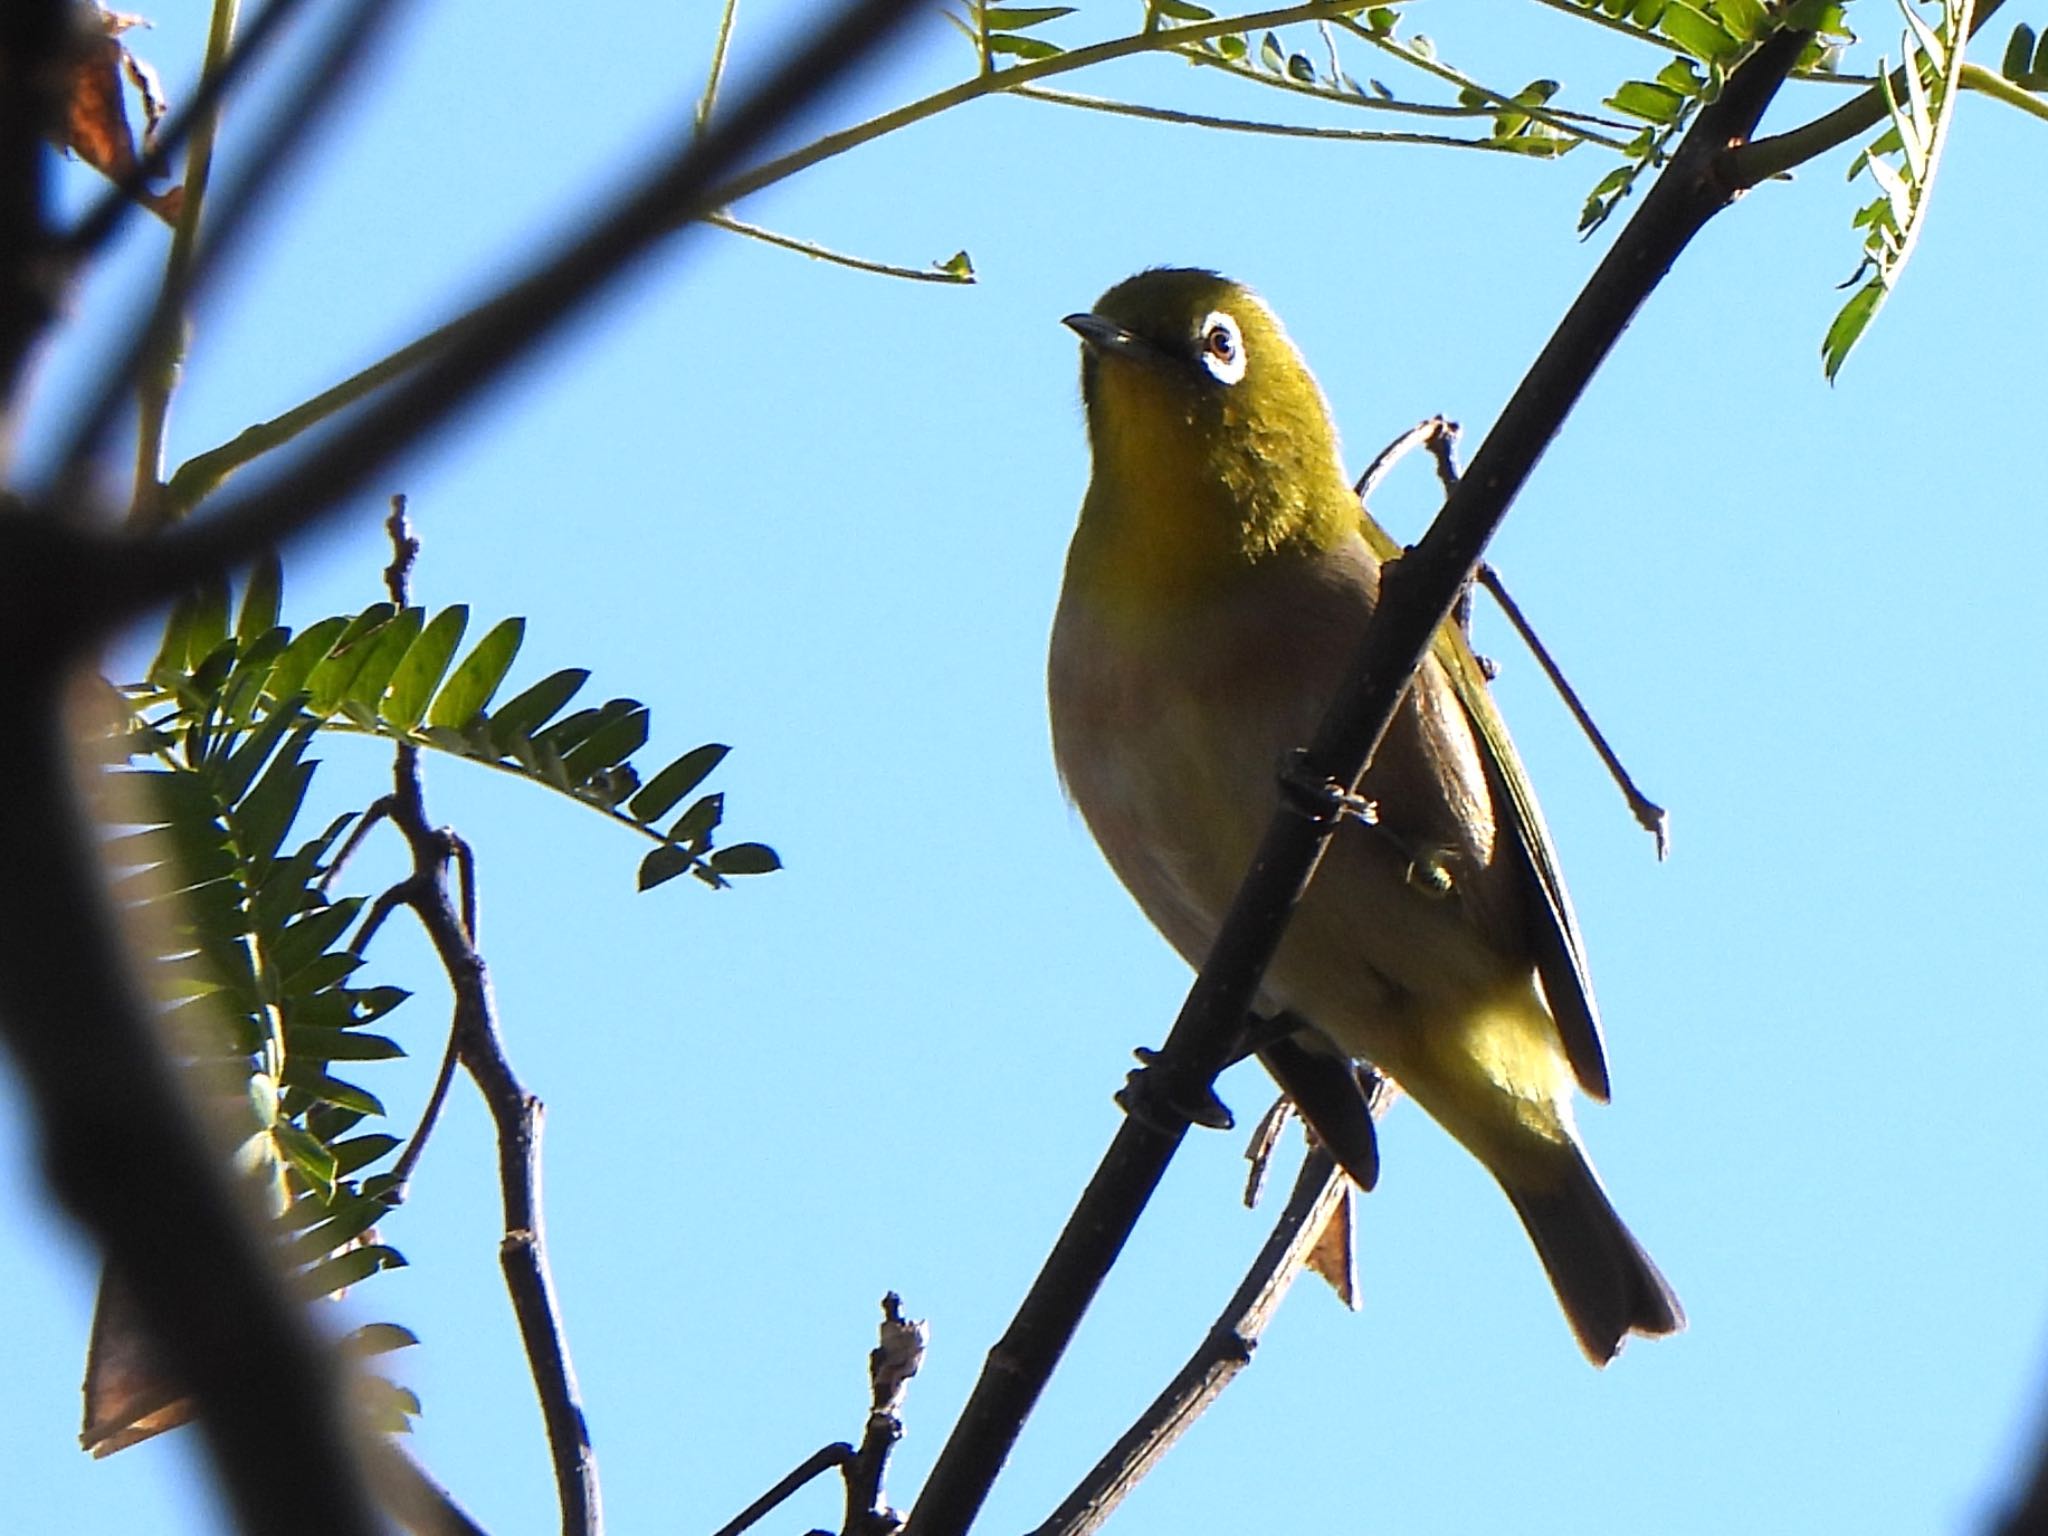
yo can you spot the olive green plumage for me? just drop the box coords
[1048,268,1681,1364]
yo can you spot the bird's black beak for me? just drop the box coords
[1062,312,1162,365]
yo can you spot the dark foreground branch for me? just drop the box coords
[904,25,1810,1536]
[0,682,382,1536]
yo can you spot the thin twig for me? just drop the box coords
[1475,568,1669,854]
[708,211,973,284]
[382,744,601,1536]
[697,0,742,132]
[323,795,394,894]
[1028,1144,1355,1536]
[1014,82,1540,150]
[712,1444,855,1536]
[139,3,1427,524]
[1358,419,1669,855]
[844,1292,926,1536]
[130,0,241,527]
[347,881,411,958]
[383,494,419,603]
[388,1000,463,1198]
[1731,0,2005,183]
[902,29,1812,1536]
[1416,426,1671,854]
[1351,413,1448,504]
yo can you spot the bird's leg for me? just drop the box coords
[1118,1047,1235,1132]
[1255,1019,1385,1193]
[1277,748,1377,826]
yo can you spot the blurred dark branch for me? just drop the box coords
[62,0,925,634]
[0,681,383,1535]
[903,25,1810,1536]
[1029,1139,1363,1536]
[1993,1387,2048,1536]
[0,7,381,1532]
[371,1438,492,1536]
[0,1,68,400]
[0,5,924,1532]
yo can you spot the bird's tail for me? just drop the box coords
[1503,1145,1684,1366]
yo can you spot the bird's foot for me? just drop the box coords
[1118,1047,1235,1133]
[1278,749,1377,826]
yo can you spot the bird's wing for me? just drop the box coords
[1356,510,1611,1101]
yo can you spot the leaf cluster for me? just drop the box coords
[98,553,779,1439]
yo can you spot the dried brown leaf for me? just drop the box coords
[80,1267,196,1457]
[1303,1183,1359,1310]
[58,6,183,226]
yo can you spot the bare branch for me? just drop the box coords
[380,737,601,1535]
[1029,1145,1354,1536]
[844,1293,927,1536]
[712,1444,855,1536]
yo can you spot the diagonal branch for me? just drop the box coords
[1029,1138,1364,1536]
[902,24,1813,1536]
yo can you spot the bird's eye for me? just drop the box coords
[1197,311,1247,386]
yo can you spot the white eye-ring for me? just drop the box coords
[1197,310,1247,386]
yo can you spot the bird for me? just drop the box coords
[1047,267,1682,1364]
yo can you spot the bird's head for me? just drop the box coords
[1065,269,1356,588]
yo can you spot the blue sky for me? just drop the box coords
[5,3,2047,1532]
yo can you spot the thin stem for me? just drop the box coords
[1960,59,2048,120]
[708,211,973,283]
[697,0,741,132]
[1473,564,1669,855]
[711,1444,854,1536]
[162,312,471,517]
[389,1000,462,1196]
[1334,16,1637,147]
[130,0,241,527]
[684,5,1380,213]
[385,739,603,1536]
[1526,0,1668,50]
[1029,1145,1354,1536]
[1732,0,2005,183]
[1015,83,1527,149]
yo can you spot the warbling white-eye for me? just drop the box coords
[1048,268,1682,1364]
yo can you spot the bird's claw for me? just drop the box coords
[1278,749,1377,826]
[1119,1047,1235,1132]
